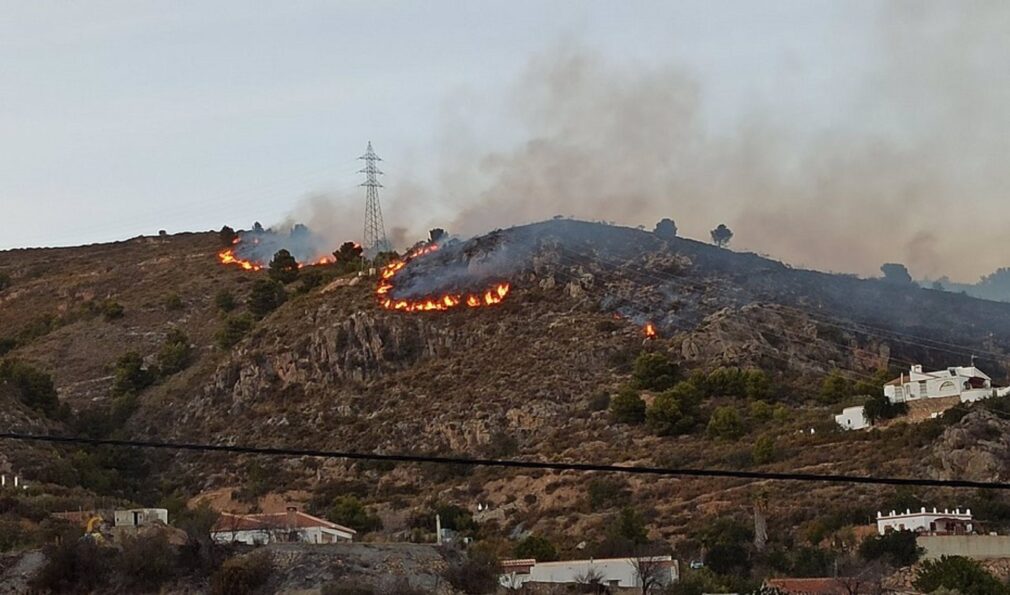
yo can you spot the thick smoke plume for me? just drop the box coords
[293,2,1010,282]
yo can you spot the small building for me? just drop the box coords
[114,508,169,528]
[211,507,355,545]
[876,508,973,535]
[885,364,997,404]
[834,406,869,431]
[500,556,678,590]
[765,577,863,595]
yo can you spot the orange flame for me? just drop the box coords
[218,248,263,271]
[644,322,657,338]
[376,244,511,313]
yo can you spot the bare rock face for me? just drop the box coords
[933,409,1010,482]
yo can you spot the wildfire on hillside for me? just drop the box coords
[376,243,512,312]
[216,225,340,271]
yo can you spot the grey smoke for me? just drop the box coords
[289,2,1010,282]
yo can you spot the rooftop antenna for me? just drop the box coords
[360,142,392,256]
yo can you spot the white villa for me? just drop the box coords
[500,556,678,590]
[877,508,974,535]
[835,363,1008,430]
[211,507,355,545]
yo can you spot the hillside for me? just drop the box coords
[3,220,1010,586]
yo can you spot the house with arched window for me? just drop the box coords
[883,364,1002,404]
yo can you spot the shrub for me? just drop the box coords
[117,532,177,590]
[859,529,922,567]
[164,293,184,311]
[215,290,237,313]
[820,370,852,403]
[444,543,500,594]
[111,351,155,397]
[704,367,746,397]
[697,517,753,576]
[752,435,776,464]
[333,241,364,274]
[914,555,1008,595]
[707,406,746,440]
[0,360,60,417]
[608,507,648,545]
[744,369,772,400]
[0,518,29,552]
[483,429,518,457]
[210,551,273,595]
[610,387,646,424]
[219,226,237,245]
[750,400,774,421]
[247,279,286,318]
[31,538,114,594]
[327,496,382,533]
[647,381,702,436]
[587,476,631,511]
[588,391,611,412]
[654,218,678,239]
[100,300,124,321]
[0,272,11,292]
[268,249,299,284]
[631,353,679,391]
[216,314,254,349]
[157,329,193,376]
[863,393,908,424]
[514,535,558,562]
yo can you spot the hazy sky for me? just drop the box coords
[2,2,1007,281]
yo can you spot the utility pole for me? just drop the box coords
[360,142,392,256]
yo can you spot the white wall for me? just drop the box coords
[835,406,868,430]
[501,557,677,589]
[876,509,972,535]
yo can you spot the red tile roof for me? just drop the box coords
[765,578,856,595]
[212,511,355,534]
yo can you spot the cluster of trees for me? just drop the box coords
[651,218,734,249]
[0,359,62,418]
[820,368,908,424]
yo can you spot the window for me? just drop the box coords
[939,381,956,393]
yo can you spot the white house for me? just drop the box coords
[834,406,870,431]
[500,556,678,590]
[114,508,168,528]
[885,364,998,404]
[877,508,974,535]
[211,507,355,545]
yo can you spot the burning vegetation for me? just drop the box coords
[216,224,339,272]
[376,243,511,312]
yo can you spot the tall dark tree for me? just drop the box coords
[247,280,287,318]
[654,218,678,239]
[218,226,237,246]
[880,263,913,284]
[333,242,363,265]
[268,249,299,284]
[429,228,447,243]
[710,224,733,247]
[252,221,264,233]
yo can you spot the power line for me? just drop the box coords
[360,141,392,255]
[1,432,1008,491]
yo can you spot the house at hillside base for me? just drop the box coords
[499,556,678,590]
[834,364,1010,430]
[877,508,974,535]
[211,507,355,545]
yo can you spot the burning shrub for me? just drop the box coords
[215,314,254,350]
[247,279,286,318]
[268,249,299,284]
[610,387,646,424]
[631,352,679,391]
[647,381,702,436]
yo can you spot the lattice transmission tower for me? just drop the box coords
[360,141,392,255]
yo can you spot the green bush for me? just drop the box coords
[859,529,922,567]
[210,551,273,595]
[820,370,852,403]
[268,249,299,284]
[514,535,558,561]
[743,369,772,400]
[0,518,29,552]
[750,400,774,421]
[111,352,155,397]
[863,393,908,424]
[247,279,286,318]
[117,532,177,590]
[0,360,60,417]
[216,314,254,349]
[915,555,1008,595]
[444,543,500,594]
[647,381,702,436]
[610,387,646,424]
[157,329,193,376]
[215,290,237,313]
[588,391,611,412]
[31,538,114,594]
[327,496,382,533]
[587,476,631,511]
[751,434,776,464]
[631,352,679,391]
[100,300,125,321]
[707,406,746,440]
[164,293,184,311]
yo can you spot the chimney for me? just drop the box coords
[286,506,297,529]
